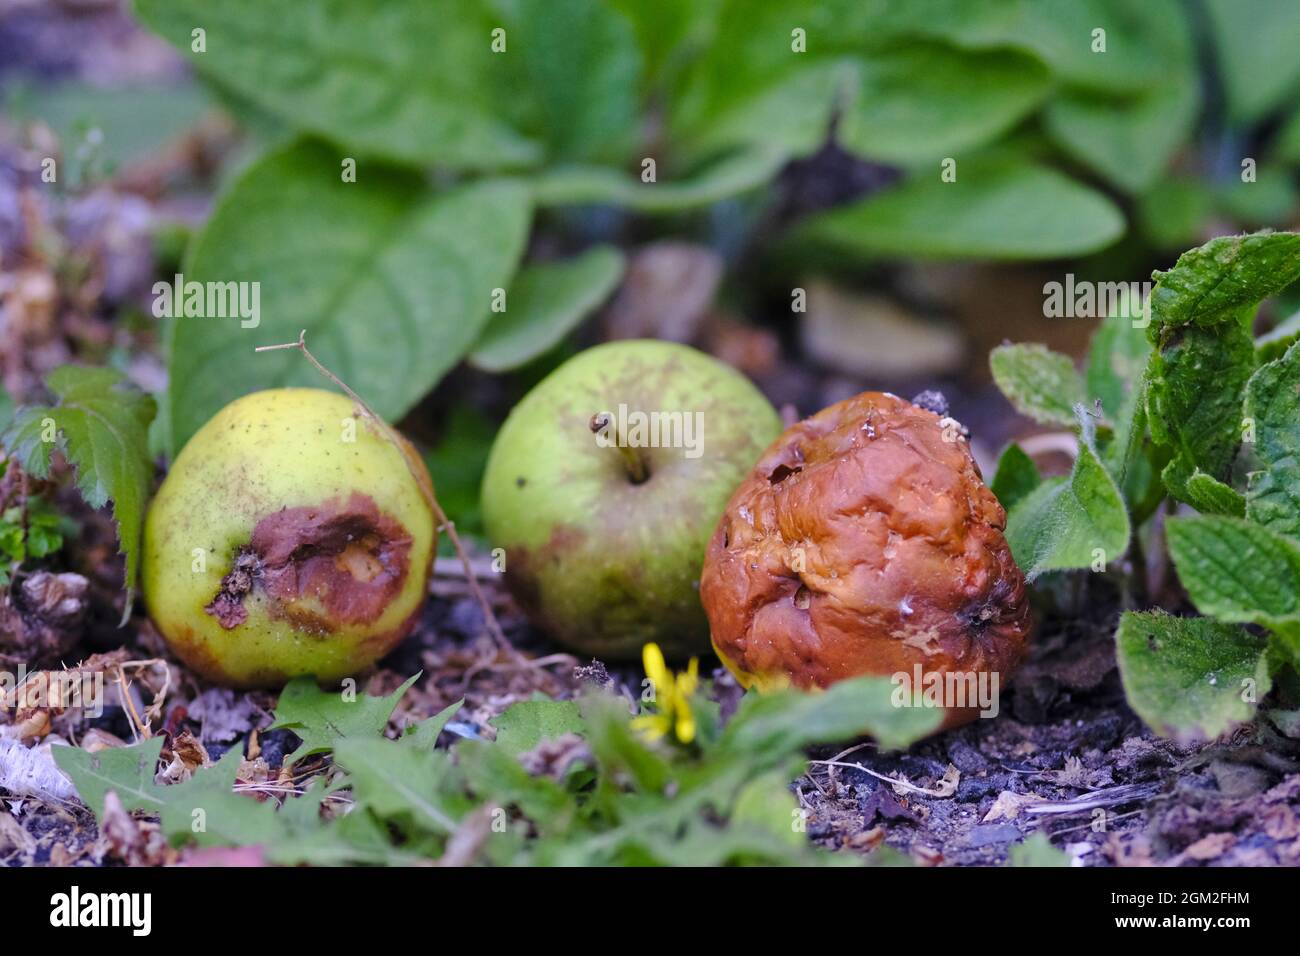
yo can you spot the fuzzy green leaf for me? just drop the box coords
[990,344,1087,427]
[1116,611,1270,741]
[1244,341,1300,537]
[470,248,624,372]
[1,367,156,610]
[991,443,1041,513]
[169,139,531,453]
[271,673,420,765]
[1147,322,1255,503]
[1005,411,1131,578]
[1166,516,1300,660]
[1147,231,1300,338]
[797,161,1124,261]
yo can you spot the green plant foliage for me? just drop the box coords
[795,162,1124,261]
[55,671,942,866]
[1007,832,1070,867]
[1167,516,1300,662]
[1,367,156,608]
[1116,611,1271,740]
[1004,411,1130,579]
[470,247,625,372]
[1204,0,1300,125]
[989,343,1088,427]
[168,138,532,452]
[270,673,421,765]
[991,443,1041,513]
[1244,341,1300,537]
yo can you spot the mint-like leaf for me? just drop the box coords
[2,367,156,612]
[990,343,1087,428]
[1244,340,1300,536]
[1147,231,1300,337]
[1116,610,1270,741]
[1004,409,1131,578]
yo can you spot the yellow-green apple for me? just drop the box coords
[142,388,435,687]
[481,340,781,660]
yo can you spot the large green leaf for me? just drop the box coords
[990,344,1087,427]
[836,42,1050,165]
[795,161,1124,261]
[2,367,156,608]
[1205,0,1300,124]
[1004,411,1131,578]
[1166,515,1300,658]
[134,0,540,169]
[1116,611,1270,741]
[1243,341,1300,536]
[470,248,625,372]
[332,736,464,835]
[168,139,531,452]
[52,737,167,816]
[1147,323,1255,503]
[1043,79,1198,194]
[991,443,1041,513]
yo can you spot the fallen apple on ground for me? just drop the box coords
[142,388,436,687]
[701,390,1032,729]
[481,339,782,660]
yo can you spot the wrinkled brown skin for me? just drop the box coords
[701,391,1032,730]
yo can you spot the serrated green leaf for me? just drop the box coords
[797,161,1124,261]
[1147,322,1255,502]
[990,344,1087,427]
[133,0,540,170]
[1,367,156,611]
[1147,231,1300,337]
[401,700,464,752]
[1243,341,1300,536]
[1166,516,1300,660]
[169,138,531,453]
[332,736,464,835]
[52,737,166,816]
[457,738,577,832]
[491,699,586,757]
[158,748,280,847]
[1116,611,1270,741]
[1181,470,1246,518]
[470,248,624,373]
[271,672,420,765]
[1008,832,1069,867]
[991,443,1041,513]
[1005,411,1130,578]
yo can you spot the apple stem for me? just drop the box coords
[255,331,513,654]
[589,413,649,484]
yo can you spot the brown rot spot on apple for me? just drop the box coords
[204,492,412,632]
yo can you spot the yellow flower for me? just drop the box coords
[631,643,700,744]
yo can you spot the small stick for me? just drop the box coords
[256,331,510,653]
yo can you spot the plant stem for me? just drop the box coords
[256,331,510,653]
[588,413,648,483]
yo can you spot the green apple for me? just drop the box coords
[142,388,435,687]
[481,340,781,660]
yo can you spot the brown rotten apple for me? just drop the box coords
[700,391,1031,728]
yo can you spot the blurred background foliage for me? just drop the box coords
[1,0,1299,539]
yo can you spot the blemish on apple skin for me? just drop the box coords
[203,492,412,633]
